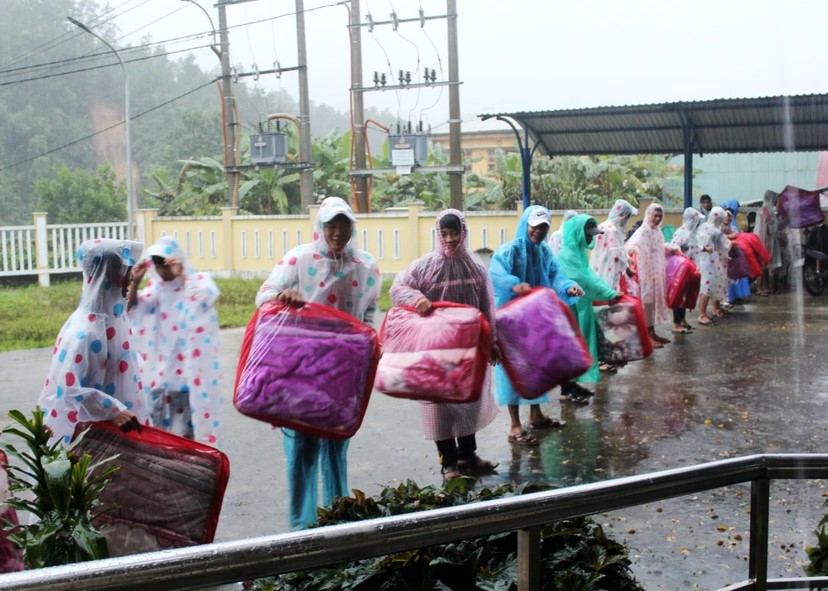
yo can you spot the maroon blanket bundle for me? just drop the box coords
[375,302,491,403]
[72,422,229,557]
[665,253,701,309]
[234,301,380,439]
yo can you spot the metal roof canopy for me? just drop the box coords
[480,93,828,209]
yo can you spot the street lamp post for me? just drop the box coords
[68,16,134,240]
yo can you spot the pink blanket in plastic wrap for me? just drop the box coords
[594,295,654,364]
[234,301,380,439]
[665,253,701,309]
[72,421,229,557]
[375,302,491,403]
[495,288,592,399]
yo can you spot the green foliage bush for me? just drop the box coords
[247,480,643,591]
[0,409,117,568]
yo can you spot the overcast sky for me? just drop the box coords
[113,0,826,128]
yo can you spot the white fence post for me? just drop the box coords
[33,212,50,287]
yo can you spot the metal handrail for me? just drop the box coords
[1,454,827,591]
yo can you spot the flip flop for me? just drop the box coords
[697,318,714,326]
[672,327,689,334]
[507,431,538,446]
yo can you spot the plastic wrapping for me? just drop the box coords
[594,295,653,363]
[727,244,752,279]
[0,451,23,573]
[234,300,380,439]
[777,185,825,229]
[375,302,491,402]
[495,287,592,399]
[665,253,701,310]
[72,421,229,557]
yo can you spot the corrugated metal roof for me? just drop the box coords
[480,94,828,156]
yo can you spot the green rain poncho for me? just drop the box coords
[556,214,618,384]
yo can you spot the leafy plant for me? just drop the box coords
[0,408,117,568]
[247,480,643,591]
[804,511,828,577]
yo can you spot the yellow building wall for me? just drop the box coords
[137,199,682,276]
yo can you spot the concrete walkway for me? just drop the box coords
[1,292,826,589]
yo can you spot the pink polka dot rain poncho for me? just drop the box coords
[129,237,223,447]
[38,238,150,446]
[591,199,638,290]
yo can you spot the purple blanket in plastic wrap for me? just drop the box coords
[234,302,380,439]
[495,288,592,399]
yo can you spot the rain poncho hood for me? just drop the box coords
[671,207,706,260]
[490,206,578,308]
[129,236,223,446]
[39,238,150,445]
[591,199,638,289]
[256,196,380,323]
[390,209,494,318]
[557,214,618,384]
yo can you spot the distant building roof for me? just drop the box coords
[480,93,828,156]
[430,118,512,137]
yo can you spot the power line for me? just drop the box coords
[0,78,219,173]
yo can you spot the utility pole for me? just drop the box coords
[296,0,314,209]
[446,0,462,210]
[349,0,369,213]
[218,2,239,208]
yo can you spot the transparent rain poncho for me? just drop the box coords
[129,236,223,447]
[625,204,677,325]
[591,199,638,290]
[38,238,150,446]
[696,206,731,300]
[388,209,498,439]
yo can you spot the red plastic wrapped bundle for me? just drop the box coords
[495,288,591,399]
[72,422,229,557]
[0,451,23,573]
[777,185,825,229]
[234,301,380,439]
[594,295,654,363]
[375,303,491,403]
[665,253,701,309]
[733,233,771,270]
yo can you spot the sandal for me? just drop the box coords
[671,327,689,334]
[507,431,539,446]
[526,416,565,430]
[651,339,664,348]
[458,455,499,474]
[599,363,618,373]
[441,465,463,482]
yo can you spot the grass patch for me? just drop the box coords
[0,275,394,352]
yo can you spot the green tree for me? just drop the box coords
[35,164,126,223]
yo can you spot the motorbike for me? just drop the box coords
[802,223,828,296]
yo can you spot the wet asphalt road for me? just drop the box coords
[1,290,826,590]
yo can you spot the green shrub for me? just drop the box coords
[0,409,117,568]
[247,480,643,591]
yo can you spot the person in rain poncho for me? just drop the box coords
[255,196,380,531]
[549,209,577,255]
[489,206,584,447]
[753,190,781,295]
[127,237,223,447]
[590,199,638,292]
[625,204,680,347]
[696,206,731,326]
[669,207,706,333]
[390,209,500,481]
[720,199,752,304]
[557,214,620,402]
[38,238,150,446]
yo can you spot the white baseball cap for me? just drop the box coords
[318,196,357,224]
[527,207,552,227]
